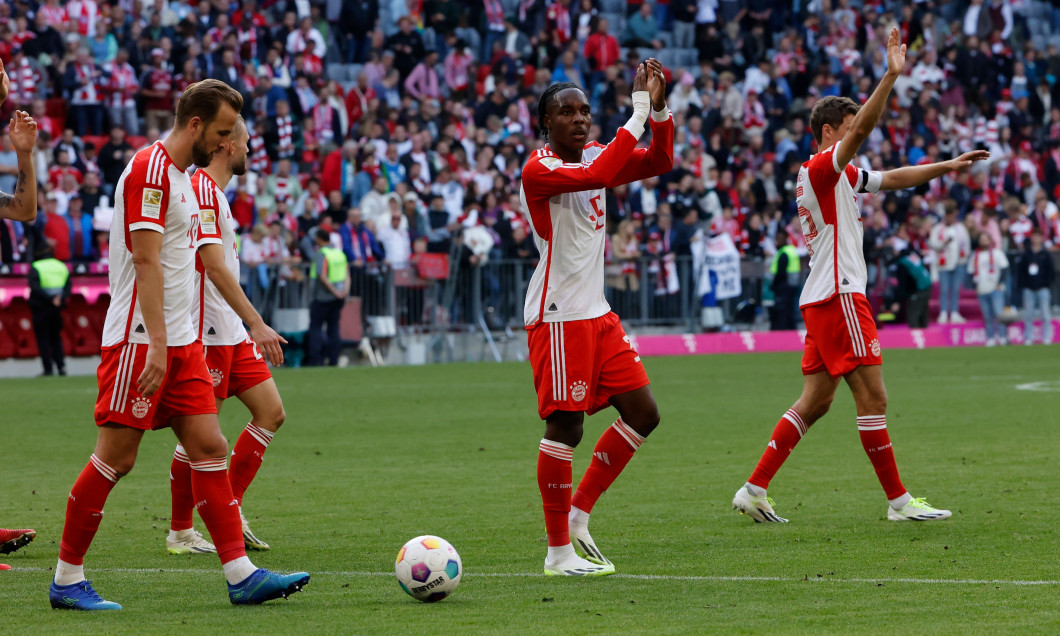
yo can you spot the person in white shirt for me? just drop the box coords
[928,204,972,323]
[968,232,1010,346]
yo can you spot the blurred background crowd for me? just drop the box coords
[1,0,1058,343]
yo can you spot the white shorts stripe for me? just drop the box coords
[555,326,563,400]
[110,344,133,412]
[841,295,865,357]
[558,323,566,401]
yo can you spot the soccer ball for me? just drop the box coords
[394,535,462,602]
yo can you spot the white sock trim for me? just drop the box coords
[889,492,912,510]
[857,415,887,431]
[611,417,645,450]
[539,439,573,462]
[222,556,258,585]
[245,423,275,446]
[173,444,190,463]
[569,506,590,527]
[189,457,228,472]
[54,559,85,586]
[89,454,120,483]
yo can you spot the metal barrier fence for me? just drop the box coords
[242,254,775,362]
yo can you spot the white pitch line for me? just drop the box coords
[10,567,1058,586]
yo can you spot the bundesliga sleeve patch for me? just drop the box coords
[540,156,562,171]
[199,209,217,235]
[142,188,163,219]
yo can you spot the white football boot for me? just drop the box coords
[544,545,615,576]
[732,484,789,523]
[887,497,951,521]
[166,528,217,555]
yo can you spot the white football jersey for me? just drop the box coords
[796,140,882,307]
[102,142,199,347]
[520,114,675,326]
[191,169,249,346]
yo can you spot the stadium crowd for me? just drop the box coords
[0,0,1058,333]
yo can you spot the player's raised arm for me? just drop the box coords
[0,109,39,222]
[524,66,655,200]
[606,58,675,188]
[879,150,990,191]
[129,229,167,396]
[833,27,906,171]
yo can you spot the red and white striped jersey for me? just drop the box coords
[520,113,674,325]
[796,140,882,307]
[191,169,248,346]
[102,142,199,347]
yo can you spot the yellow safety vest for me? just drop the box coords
[311,246,348,284]
[770,245,800,276]
[32,258,70,293]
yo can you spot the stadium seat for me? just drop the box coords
[3,298,39,359]
[127,135,148,150]
[0,317,16,359]
[81,135,109,151]
[340,296,363,344]
[63,294,103,356]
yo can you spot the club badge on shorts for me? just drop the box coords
[569,380,588,403]
[131,396,152,419]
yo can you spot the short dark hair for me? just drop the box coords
[174,79,244,129]
[537,81,581,140]
[316,228,331,243]
[809,96,860,145]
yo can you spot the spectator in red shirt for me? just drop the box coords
[140,48,174,132]
[584,17,620,74]
[39,193,71,262]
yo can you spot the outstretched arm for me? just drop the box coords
[879,150,990,191]
[0,110,38,222]
[834,28,905,170]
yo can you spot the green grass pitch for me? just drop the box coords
[1,346,1058,634]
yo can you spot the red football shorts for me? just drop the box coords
[204,338,273,399]
[527,312,649,419]
[801,292,882,378]
[94,341,218,430]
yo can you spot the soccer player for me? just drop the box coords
[523,60,673,576]
[732,29,988,523]
[50,80,308,610]
[166,116,287,555]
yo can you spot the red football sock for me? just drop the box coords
[59,455,120,566]
[748,409,808,490]
[537,439,573,547]
[170,445,194,532]
[571,418,644,514]
[228,423,274,505]
[857,415,907,500]
[190,458,247,564]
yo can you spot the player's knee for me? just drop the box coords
[545,412,584,447]
[806,396,833,423]
[627,406,660,438]
[108,455,137,477]
[257,404,285,431]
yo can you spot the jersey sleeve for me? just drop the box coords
[193,179,223,249]
[124,168,168,233]
[846,164,883,194]
[605,113,675,188]
[521,127,639,200]
[805,144,843,193]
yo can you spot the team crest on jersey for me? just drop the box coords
[210,368,223,387]
[540,156,562,171]
[870,338,881,357]
[200,209,217,235]
[142,188,163,219]
[569,380,588,403]
[131,396,152,419]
